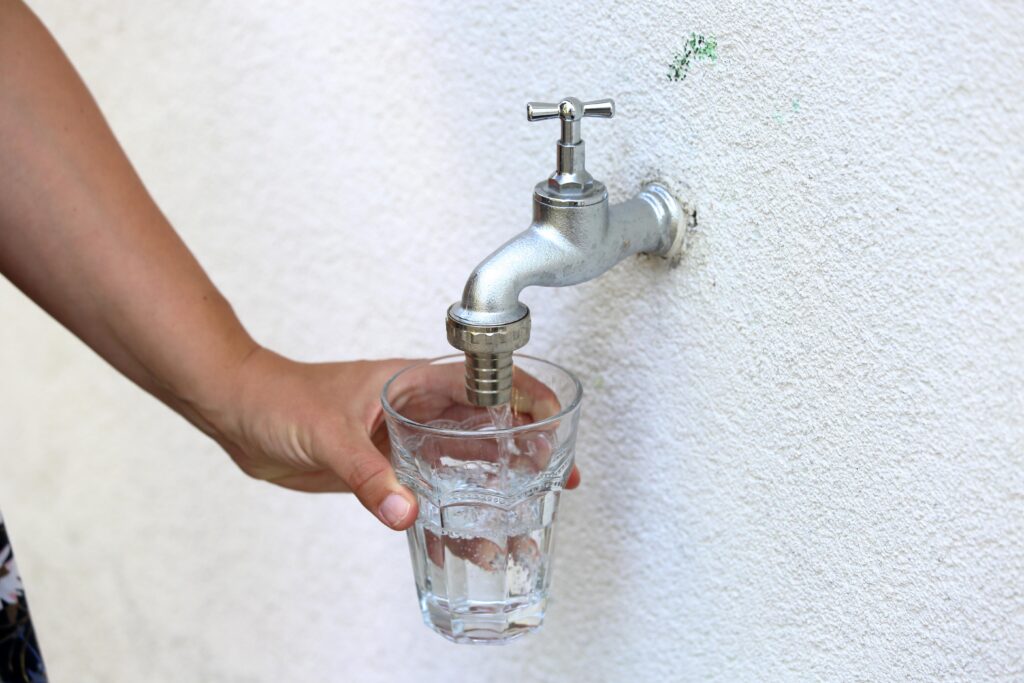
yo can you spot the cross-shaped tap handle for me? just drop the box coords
[526,97,615,145]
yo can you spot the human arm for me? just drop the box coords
[0,1,576,531]
[0,0,427,527]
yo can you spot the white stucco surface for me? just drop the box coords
[1,1,1022,680]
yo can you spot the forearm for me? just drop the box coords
[0,1,255,434]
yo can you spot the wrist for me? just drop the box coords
[173,333,265,445]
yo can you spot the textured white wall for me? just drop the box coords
[1,1,1022,680]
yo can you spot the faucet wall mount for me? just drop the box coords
[447,96,687,406]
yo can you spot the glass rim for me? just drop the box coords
[380,353,583,438]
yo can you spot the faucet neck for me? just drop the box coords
[549,138,596,196]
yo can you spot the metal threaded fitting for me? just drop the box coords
[446,307,531,406]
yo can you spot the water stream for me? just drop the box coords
[486,402,518,491]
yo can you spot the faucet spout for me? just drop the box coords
[446,182,683,406]
[451,184,681,329]
[448,225,575,328]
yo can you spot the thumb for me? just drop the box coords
[330,437,418,530]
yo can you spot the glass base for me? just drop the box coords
[420,593,547,644]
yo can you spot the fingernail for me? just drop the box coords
[510,390,532,414]
[379,493,412,528]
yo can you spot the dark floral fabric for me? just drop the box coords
[0,511,46,683]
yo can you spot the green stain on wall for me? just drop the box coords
[667,33,718,82]
[772,97,802,124]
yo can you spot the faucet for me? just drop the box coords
[446,96,686,406]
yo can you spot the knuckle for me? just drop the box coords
[345,455,390,498]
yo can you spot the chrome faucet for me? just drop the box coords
[446,96,686,406]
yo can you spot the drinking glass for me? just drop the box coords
[381,354,583,644]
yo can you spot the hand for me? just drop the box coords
[208,348,579,531]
